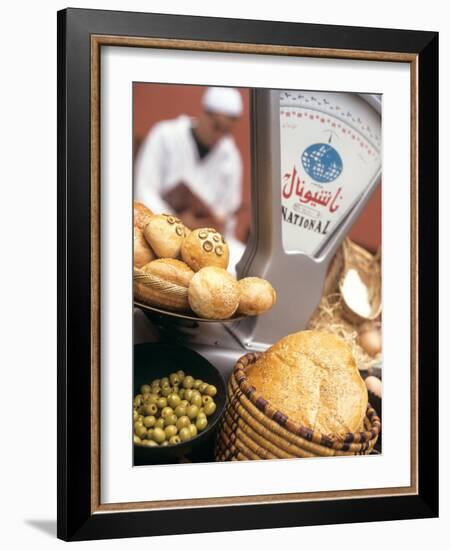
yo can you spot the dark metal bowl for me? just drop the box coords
[133,343,227,465]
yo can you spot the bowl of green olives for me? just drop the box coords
[133,343,227,464]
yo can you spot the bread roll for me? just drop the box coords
[143,214,188,259]
[181,228,229,271]
[237,277,276,316]
[141,258,194,288]
[133,201,153,230]
[247,330,368,435]
[134,226,156,267]
[188,266,239,319]
[134,259,194,312]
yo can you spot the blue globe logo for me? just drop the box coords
[301,143,343,183]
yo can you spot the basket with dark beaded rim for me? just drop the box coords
[215,352,381,461]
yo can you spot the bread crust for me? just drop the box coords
[188,266,239,319]
[133,201,153,230]
[143,214,187,258]
[141,258,194,288]
[237,277,276,316]
[134,226,156,267]
[247,330,368,435]
[181,228,229,272]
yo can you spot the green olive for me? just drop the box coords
[176,370,185,382]
[169,435,181,445]
[193,379,203,389]
[174,405,187,418]
[161,386,172,397]
[152,427,166,443]
[182,375,194,389]
[134,420,143,431]
[133,410,138,421]
[156,397,167,409]
[178,389,185,399]
[146,429,154,440]
[180,400,189,408]
[191,394,202,408]
[165,425,178,439]
[179,427,191,442]
[146,439,159,447]
[206,385,217,397]
[140,384,151,394]
[155,417,165,429]
[196,416,208,431]
[143,403,158,416]
[146,394,158,405]
[133,395,143,407]
[197,410,206,420]
[176,416,190,431]
[137,415,145,423]
[135,425,147,438]
[164,414,178,427]
[198,382,208,394]
[151,379,161,387]
[167,394,181,409]
[150,386,161,395]
[161,441,169,447]
[203,401,217,416]
[133,435,142,444]
[202,395,213,406]
[171,386,180,394]
[169,373,180,386]
[143,415,156,428]
[187,405,199,420]
[160,377,170,388]
[184,389,194,401]
[161,406,174,418]
[189,424,198,438]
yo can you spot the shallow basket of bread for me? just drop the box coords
[133,201,276,321]
[215,330,381,461]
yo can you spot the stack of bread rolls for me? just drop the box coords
[133,201,276,320]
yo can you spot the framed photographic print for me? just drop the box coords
[57,7,438,541]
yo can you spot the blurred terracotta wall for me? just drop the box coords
[133,83,380,252]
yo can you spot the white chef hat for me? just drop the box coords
[202,87,243,117]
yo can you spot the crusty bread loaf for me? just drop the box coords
[141,258,194,288]
[237,277,276,316]
[133,201,153,230]
[188,266,239,319]
[143,214,187,259]
[134,226,156,267]
[247,330,368,435]
[133,259,194,312]
[181,228,229,271]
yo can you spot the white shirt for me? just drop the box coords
[134,115,242,238]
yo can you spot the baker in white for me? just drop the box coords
[134,87,245,271]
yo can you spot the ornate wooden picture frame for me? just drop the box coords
[57,8,438,541]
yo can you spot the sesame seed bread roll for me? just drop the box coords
[188,266,239,320]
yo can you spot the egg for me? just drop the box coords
[359,328,382,357]
[365,376,382,398]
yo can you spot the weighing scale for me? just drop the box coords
[134,89,382,377]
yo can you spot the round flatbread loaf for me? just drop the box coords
[181,228,229,271]
[237,277,276,316]
[247,330,368,435]
[134,226,156,268]
[133,201,153,230]
[143,214,188,259]
[188,266,239,319]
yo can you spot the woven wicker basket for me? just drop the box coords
[133,267,190,312]
[339,239,382,325]
[215,353,381,461]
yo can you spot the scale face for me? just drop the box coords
[280,91,381,257]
